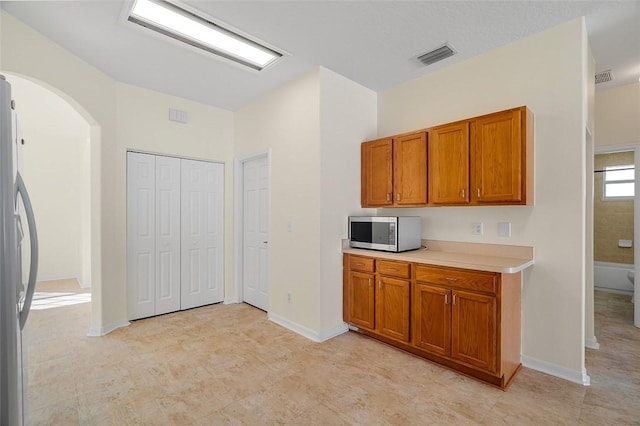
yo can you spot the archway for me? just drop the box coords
[2,71,102,332]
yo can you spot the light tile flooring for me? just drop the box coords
[25,280,640,425]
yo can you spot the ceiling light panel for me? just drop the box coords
[128,0,282,70]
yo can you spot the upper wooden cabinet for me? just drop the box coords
[362,106,533,207]
[361,138,393,206]
[361,133,427,207]
[429,121,470,205]
[394,133,428,205]
[471,107,533,205]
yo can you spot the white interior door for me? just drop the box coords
[181,159,224,309]
[127,152,156,320]
[154,156,181,315]
[242,156,269,311]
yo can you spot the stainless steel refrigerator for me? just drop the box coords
[0,74,39,425]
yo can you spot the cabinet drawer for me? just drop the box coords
[349,256,374,273]
[377,260,411,278]
[415,265,497,294]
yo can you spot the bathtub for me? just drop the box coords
[594,261,634,295]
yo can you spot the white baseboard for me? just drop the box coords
[223,297,240,305]
[267,312,348,343]
[522,355,591,386]
[585,337,600,350]
[86,319,130,337]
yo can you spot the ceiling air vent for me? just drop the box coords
[595,70,614,85]
[417,43,456,67]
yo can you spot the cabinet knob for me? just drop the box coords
[477,188,481,198]
[444,277,458,282]
[461,189,465,199]
[396,193,401,202]
[445,294,448,305]
[387,193,392,202]
[368,278,372,287]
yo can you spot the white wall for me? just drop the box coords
[235,67,377,339]
[318,68,377,337]
[595,82,640,148]
[235,69,323,332]
[2,9,115,332]
[115,82,235,306]
[377,19,590,382]
[1,10,235,334]
[320,68,377,336]
[6,74,91,285]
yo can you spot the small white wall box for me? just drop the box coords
[618,239,633,248]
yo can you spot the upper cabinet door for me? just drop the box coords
[471,107,525,204]
[394,132,428,205]
[362,138,393,207]
[429,122,469,205]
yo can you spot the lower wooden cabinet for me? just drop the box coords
[412,283,451,356]
[345,256,411,343]
[348,271,375,329]
[377,275,410,342]
[451,289,497,373]
[344,254,522,390]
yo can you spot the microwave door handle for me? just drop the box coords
[15,171,38,330]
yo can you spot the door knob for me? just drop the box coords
[263,241,268,244]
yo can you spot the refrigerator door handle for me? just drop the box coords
[15,171,38,330]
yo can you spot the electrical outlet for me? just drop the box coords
[472,222,483,235]
[287,292,292,303]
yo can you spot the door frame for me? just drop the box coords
[232,149,271,309]
[593,142,640,328]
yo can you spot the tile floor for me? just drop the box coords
[25,280,640,425]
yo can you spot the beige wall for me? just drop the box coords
[595,83,640,148]
[1,10,235,334]
[378,19,590,381]
[2,9,116,332]
[6,74,91,285]
[235,69,323,332]
[235,67,377,339]
[594,152,634,264]
[318,67,377,337]
[115,82,235,307]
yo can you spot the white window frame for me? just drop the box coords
[602,164,635,200]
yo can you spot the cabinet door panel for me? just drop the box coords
[472,109,522,203]
[451,290,497,373]
[429,122,469,205]
[349,271,376,330]
[413,283,451,356]
[377,276,411,342]
[394,133,427,205]
[362,139,393,207]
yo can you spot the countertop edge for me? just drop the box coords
[343,247,535,274]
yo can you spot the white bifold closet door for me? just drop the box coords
[180,159,224,310]
[127,152,223,320]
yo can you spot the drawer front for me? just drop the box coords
[415,265,497,294]
[349,256,375,273]
[377,260,411,278]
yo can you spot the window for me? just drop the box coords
[603,164,635,199]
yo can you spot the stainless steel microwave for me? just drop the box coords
[348,216,422,252]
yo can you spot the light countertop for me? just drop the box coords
[343,240,534,274]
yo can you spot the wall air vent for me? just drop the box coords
[417,43,456,67]
[595,70,614,84]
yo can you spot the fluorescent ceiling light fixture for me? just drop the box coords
[128,0,281,70]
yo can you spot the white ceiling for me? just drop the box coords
[2,1,639,111]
